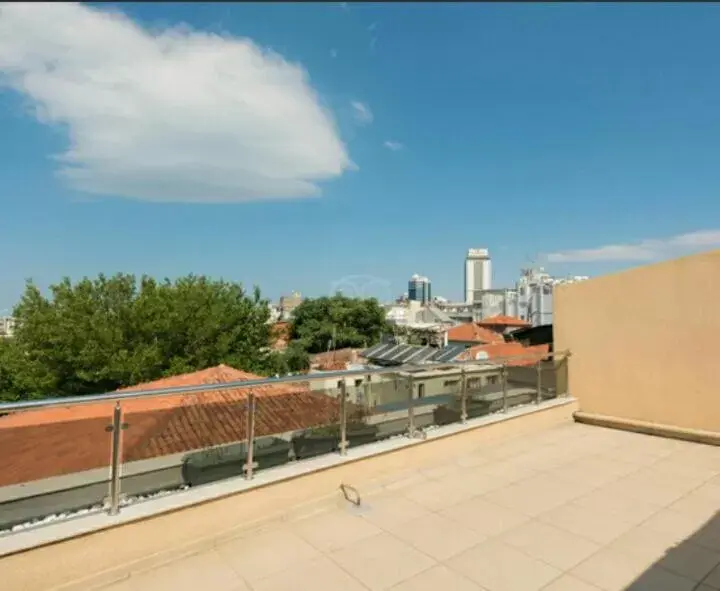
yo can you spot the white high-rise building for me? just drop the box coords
[464,248,492,303]
[516,268,590,326]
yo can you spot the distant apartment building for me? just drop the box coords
[278,291,303,321]
[0,316,15,338]
[516,268,589,326]
[465,248,492,303]
[407,274,431,305]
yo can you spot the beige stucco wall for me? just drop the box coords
[554,249,720,433]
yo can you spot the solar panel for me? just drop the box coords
[414,348,439,363]
[379,344,405,361]
[376,343,398,358]
[403,347,433,364]
[431,344,467,363]
[362,343,387,358]
[394,346,424,363]
[388,344,413,361]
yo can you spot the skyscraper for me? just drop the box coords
[464,248,492,303]
[408,274,432,304]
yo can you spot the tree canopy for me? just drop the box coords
[290,294,389,354]
[0,274,286,401]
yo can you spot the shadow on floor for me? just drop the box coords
[625,508,720,590]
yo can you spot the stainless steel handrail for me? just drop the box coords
[0,350,568,413]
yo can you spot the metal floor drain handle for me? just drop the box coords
[340,483,361,507]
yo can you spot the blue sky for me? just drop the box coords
[1,2,720,309]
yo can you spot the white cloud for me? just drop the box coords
[351,101,373,125]
[0,2,352,203]
[546,230,720,263]
[383,140,403,151]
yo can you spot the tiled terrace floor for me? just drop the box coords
[101,423,720,591]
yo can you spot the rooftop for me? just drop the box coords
[446,322,505,344]
[5,409,720,591]
[458,342,551,365]
[478,315,532,328]
[2,247,718,591]
[0,365,342,487]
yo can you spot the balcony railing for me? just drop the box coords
[0,350,569,535]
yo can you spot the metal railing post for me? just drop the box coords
[106,402,126,516]
[244,393,257,480]
[502,365,509,413]
[339,379,348,456]
[536,360,542,404]
[460,368,468,424]
[407,376,415,438]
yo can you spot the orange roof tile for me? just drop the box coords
[310,348,358,368]
[0,365,343,487]
[0,365,295,428]
[458,343,549,366]
[446,323,504,344]
[477,315,531,328]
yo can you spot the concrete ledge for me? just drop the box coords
[573,411,720,446]
[1,397,577,591]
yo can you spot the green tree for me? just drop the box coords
[290,295,388,354]
[0,338,21,402]
[6,274,277,399]
[279,342,311,373]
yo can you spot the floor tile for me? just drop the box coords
[360,494,431,530]
[215,527,320,583]
[389,565,483,591]
[499,520,601,570]
[572,488,662,526]
[538,502,636,545]
[571,547,661,590]
[384,511,485,561]
[483,474,588,518]
[447,539,562,591]
[103,550,245,591]
[329,532,436,590]
[421,462,463,480]
[641,509,709,546]
[402,477,477,511]
[292,507,381,552]
[250,556,367,591]
[441,496,530,538]
[667,484,720,522]
[624,567,696,591]
[605,472,697,507]
[610,525,720,582]
[540,574,602,591]
[700,562,720,589]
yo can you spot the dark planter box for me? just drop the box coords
[347,424,380,448]
[433,405,462,426]
[182,439,291,486]
[292,433,338,460]
[292,422,380,459]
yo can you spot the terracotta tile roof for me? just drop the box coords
[310,348,359,369]
[446,323,504,344]
[477,315,531,328]
[0,365,341,487]
[0,365,292,428]
[457,342,550,366]
[315,361,349,371]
